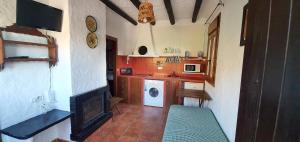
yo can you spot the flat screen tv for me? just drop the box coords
[16,0,63,32]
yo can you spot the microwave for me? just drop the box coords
[184,64,201,73]
[120,68,133,75]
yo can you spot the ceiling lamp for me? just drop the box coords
[138,1,155,23]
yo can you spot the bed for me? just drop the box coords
[163,105,229,142]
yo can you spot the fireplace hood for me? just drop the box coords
[130,24,158,57]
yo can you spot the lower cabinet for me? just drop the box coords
[165,79,180,111]
[117,76,129,103]
[129,77,143,105]
[117,76,142,105]
[117,76,187,109]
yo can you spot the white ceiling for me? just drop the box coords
[109,0,219,22]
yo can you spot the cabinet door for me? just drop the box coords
[117,76,129,103]
[165,80,179,111]
[129,78,142,105]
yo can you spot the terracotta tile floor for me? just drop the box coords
[85,103,168,142]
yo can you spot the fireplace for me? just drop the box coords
[70,86,112,141]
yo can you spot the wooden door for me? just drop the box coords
[130,78,142,105]
[165,80,180,111]
[106,35,117,97]
[117,76,129,103]
[236,0,300,141]
[272,1,300,141]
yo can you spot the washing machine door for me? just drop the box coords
[144,80,164,107]
[149,88,159,98]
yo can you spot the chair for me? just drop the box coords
[106,83,124,115]
[110,97,123,114]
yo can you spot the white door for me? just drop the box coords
[144,80,164,107]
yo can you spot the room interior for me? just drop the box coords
[0,0,299,142]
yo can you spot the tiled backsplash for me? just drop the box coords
[116,55,207,78]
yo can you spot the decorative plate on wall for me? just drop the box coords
[86,15,97,32]
[86,32,98,49]
[138,46,148,55]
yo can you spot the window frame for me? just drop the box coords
[206,14,221,86]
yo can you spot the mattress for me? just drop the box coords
[163,105,229,142]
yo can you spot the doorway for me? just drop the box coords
[106,35,117,96]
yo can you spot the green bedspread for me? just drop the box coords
[163,105,229,142]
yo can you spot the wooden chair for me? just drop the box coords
[110,97,123,114]
[106,83,124,117]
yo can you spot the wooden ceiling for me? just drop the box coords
[100,0,203,25]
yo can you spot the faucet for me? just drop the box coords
[169,71,177,77]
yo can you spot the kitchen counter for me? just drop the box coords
[118,74,206,83]
[117,74,206,111]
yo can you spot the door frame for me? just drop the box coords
[106,35,118,97]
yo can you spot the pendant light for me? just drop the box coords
[138,0,155,23]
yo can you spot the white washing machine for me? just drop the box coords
[144,80,164,107]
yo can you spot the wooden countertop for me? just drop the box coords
[117,75,205,83]
[176,88,212,100]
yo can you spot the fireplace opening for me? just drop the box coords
[70,86,112,141]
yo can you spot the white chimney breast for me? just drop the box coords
[133,24,157,57]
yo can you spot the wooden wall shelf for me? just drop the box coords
[0,24,58,71]
[4,40,49,47]
[5,58,55,62]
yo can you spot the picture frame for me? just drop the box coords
[240,3,249,46]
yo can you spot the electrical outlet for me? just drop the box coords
[32,95,44,103]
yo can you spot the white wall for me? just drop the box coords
[69,0,107,95]
[204,0,248,141]
[106,10,207,57]
[33,0,73,141]
[0,0,71,142]
[0,0,107,141]
[152,19,207,57]
[106,8,137,55]
[47,0,72,112]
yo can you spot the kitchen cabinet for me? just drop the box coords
[117,76,129,103]
[129,77,143,105]
[117,76,143,105]
[165,79,180,111]
[117,75,205,110]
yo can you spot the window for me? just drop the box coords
[207,14,221,86]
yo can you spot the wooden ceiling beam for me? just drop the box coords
[100,0,138,25]
[130,0,141,9]
[163,0,175,25]
[192,0,203,23]
[129,0,155,25]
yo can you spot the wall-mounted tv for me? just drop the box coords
[16,0,63,32]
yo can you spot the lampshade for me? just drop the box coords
[138,1,155,23]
